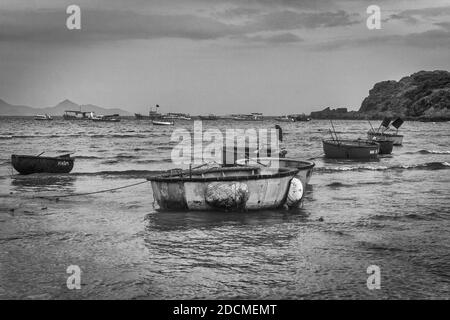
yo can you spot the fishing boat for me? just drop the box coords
[198,114,218,120]
[63,110,93,120]
[34,114,53,121]
[236,157,315,187]
[231,113,264,121]
[152,120,174,126]
[135,105,163,120]
[323,139,379,159]
[275,116,295,122]
[91,114,120,122]
[162,113,191,120]
[11,154,75,175]
[367,117,404,145]
[148,166,302,211]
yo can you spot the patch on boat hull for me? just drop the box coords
[205,182,249,210]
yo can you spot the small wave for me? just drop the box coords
[316,161,450,173]
[75,155,103,160]
[406,149,450,155]
[0,135,13,139]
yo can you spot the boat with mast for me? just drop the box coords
[367,117,404,146]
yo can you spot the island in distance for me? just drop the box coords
[311,70,450,122]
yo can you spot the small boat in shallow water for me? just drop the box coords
[148,166,302,211]
[11,154,74,175]
[323,139,379,159]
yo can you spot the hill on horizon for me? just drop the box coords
[0,98,132,116]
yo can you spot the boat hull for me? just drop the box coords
[11,155,74,175]
[322,140,379,159]
[367,131,403,146]
[374,139,394,154]
[149,167,298,211]
[152,120,174,126]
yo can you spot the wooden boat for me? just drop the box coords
[236,157,315,187]
[367,130,403,146]
[148,166,301,211]
[11,154,74,175]
[34,114,53,121]
[162,113,191,120]
[322,139,379,159]
[152,120,174,126]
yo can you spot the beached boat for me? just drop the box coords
[236,157,315,187]
[11,154,74,175]
[148,166,301,211]
[34,114,53,121]
[152,120,174,126]
[367,130,403,146]
[323,139,379,159]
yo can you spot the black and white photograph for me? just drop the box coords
[0,0,449,304]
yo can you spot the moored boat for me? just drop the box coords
[152,120,174,126]
[91,114,120,122]
[367,130,403,146]
[11,154,75,175]
[34,114,53,121]
[322,139,379,159]
[148,166,301,211]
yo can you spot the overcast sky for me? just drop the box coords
[0,0,449,114]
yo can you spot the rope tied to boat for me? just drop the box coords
[34,180,150,201]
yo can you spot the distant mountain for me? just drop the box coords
[359,70,450,120]
[0,98,132,116]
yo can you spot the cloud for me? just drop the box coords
[386,5,450,24]
[243,32,303,44]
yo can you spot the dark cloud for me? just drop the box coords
[0,6,359,44]
[386,6,450,23]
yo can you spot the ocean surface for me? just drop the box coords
[0,117,449,299]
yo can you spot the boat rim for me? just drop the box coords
[147,166,299,182]
[322,139,379,148]
[236,157,315,170]
[367,130,404,138]
[11,154,74,161]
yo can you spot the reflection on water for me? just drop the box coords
[10,174,76,193]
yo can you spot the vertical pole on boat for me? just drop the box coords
[330,120,340,144]
[368,119,374,132]
[189,164,192,179]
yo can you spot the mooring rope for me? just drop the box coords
[34,180,150,200]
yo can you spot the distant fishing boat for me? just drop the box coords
[91,113,120,122]
[231,113,264,121]
[152,120,174,126]
[275,116,295,122]
[367,117,404,145]
[11,153,74,175]
[198,114,218,120]
[63,110,92,120]
[148,166,302,211]
[162,113,191,120]
[135,104,162,120]
[34,114,53,121]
